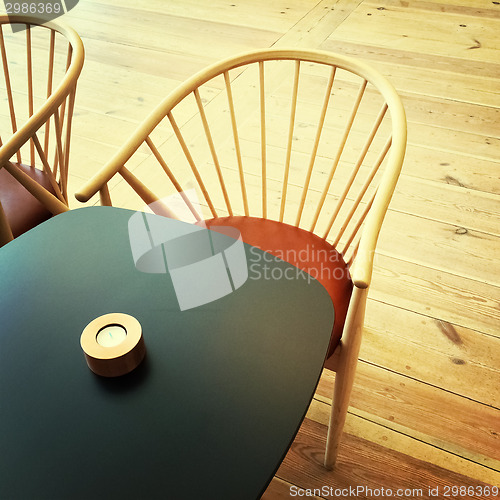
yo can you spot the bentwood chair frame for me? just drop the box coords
[76,48,407,468]
[0,15,84,246]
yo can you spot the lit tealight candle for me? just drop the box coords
[81,313,145,377]
[96,325,127,348]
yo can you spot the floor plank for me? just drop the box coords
[370,253,500,337]
[5,0,498,497]
[268,415,499,499]
[316,360,500,465]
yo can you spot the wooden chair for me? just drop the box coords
[0,15,84,246]
[75,49,407,468]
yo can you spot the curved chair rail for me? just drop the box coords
[76,48,406,288]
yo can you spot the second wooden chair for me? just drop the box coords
[0,15,84,247]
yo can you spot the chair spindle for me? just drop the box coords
[341,189,376,257]
[322,103,389,240]
[223,70,248,216]
[310,79,368,232]
[259,61,267,219]
[44,30,56,157]
[99,184,112,206]
[295,65,336,227]
[279,60,300,223]
[0,25,21,164]
[193,88,232,217]
[167,111,217,218]
[332,136,391,246]
[145,135,202,222]
[32,133,64,201]
[26,25,35,166]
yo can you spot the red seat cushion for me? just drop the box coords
[204,216,353,358]
[0,164,56,238]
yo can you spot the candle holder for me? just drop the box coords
[80,313,145,377]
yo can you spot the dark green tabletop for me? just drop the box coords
[0,207,334,500]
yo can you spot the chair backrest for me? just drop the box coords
[0,15,84,245]
[76,49,406,287]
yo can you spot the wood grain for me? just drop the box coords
[273,415,499,498]
[31,0,500,496]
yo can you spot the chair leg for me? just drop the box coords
[324,285,368,469]
[324,347,351,469]
[0,199,14,247]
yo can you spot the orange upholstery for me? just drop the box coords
[205,216,353,358]
[0,165,56,238]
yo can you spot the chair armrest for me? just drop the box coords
[350,224,378,290]
[2,162,69,215]
[350,128,406,289]
[74,143,139,203]
[75,105,168,203]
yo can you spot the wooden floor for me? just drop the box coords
[35,0,500,497]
